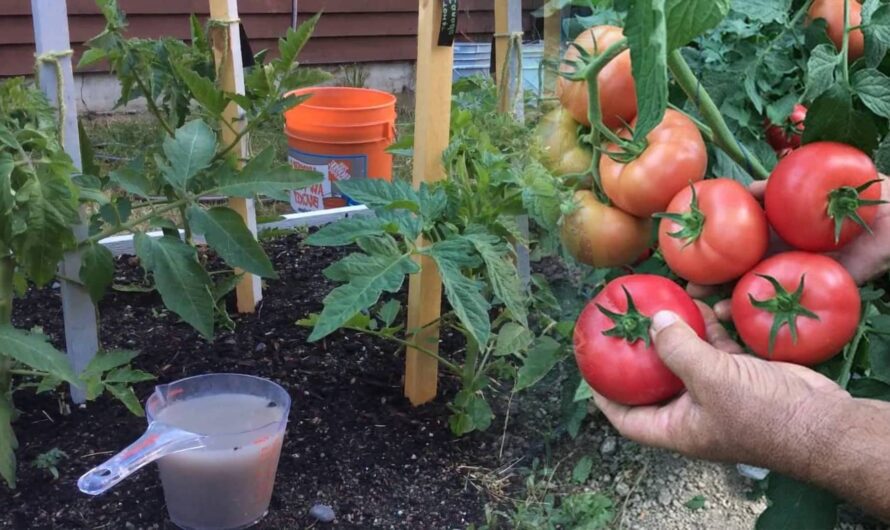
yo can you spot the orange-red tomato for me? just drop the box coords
[600,109,708,218]
[658,179,769,285]
[808,0,864,60]
[557,26,637,130]
[560,190,651,268]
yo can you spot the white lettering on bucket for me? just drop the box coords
[289,157,327,212]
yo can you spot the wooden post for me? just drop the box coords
[495,0,531,285]
[404,0,454,406]
[543,4,562,98]
[32,0,98,403]
[209,0,262,313]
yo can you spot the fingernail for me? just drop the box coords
[651,311,678,333]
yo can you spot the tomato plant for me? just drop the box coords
[731,252,860,365]
[656,179,768,285]
[765,142,882,252]
[535,107,593,177]
[808,0,864,60]
[765,104,807,156]
[573,274,706,406]
[557,25,637,130]
[560,190,651,269]
[599,109,708,218]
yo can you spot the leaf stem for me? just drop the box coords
[842,0,851,84]
[667,50,771,181]
[0,254,13,325]
[133,74,175,137]
[837,309,869,389]
[348,326,462,375]
[81,197,192,247]
[9,369,48,377]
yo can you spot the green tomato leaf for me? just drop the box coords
[275,12,321,76]
[867,333,890,385]
[105,383,145,417]
[0,391,17,488]
[803,44,841,103]
[431,244,491,348]
[109,158,154,199]
[685,495,707,511]
[852,68,890,118]
[159,120,216,192]
[309,252,419,341]
[849,377,890,401]
[574,379,595,401]
[214,147,321,200]
[0,326,78,385]
[874,133,890,175]
[803,84,880,154]
[81,350,139,380]
[865,3,890,47]
[572,455,594,484]
[134,233,215,339]
[175,66,229,115]
[0,153,13,218]
[515,336,562,391]
[104,367,155,384]
[626,0,668,140]
[732,0,791,24]
[79,242,115,304]
[376,299,401,328]
[495,322,534,357]
[186,205,276,278]
[665,0,731,50]
[78,48,108,68]
[755,474,838,530]
[335,179,420,211]
[305,217,390,247]
[465,233,528,326]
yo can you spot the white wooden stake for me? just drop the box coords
[31,0,97,403]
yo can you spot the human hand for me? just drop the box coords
[592,302,851,470]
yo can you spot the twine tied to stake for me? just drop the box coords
[34,49,74,145]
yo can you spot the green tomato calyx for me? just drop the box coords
[597,286,652,347]
[826,179,886,244]
[654,183,705,247]
[748,274,820,355]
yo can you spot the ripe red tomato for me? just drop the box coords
[731,252,860,365]
[535,107,592,176]
[600,109,708,217]
[560,190,652,268]
[557,26,637,130]
[574,274,706,406]
[765,104,807,155]
[658,179,769,285]
[808,0,864,61]
[765,142,881,252]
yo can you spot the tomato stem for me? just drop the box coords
[748,274,820,355]
[653,184,705,247]
[826,179,886,243]
[596,286,652,347]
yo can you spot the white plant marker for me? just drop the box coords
[31,0,98,403]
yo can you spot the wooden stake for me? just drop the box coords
[209,0,262,313]
[543,4,562,98]
[405,0,454,406]
[32,0,98,403]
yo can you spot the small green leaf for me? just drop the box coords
[376,299,401,328]
[275,12,321,76]
[135,234,215,338]
[868,333,890,385]
[109,158,154,198]
[104,368,155,384]
[875,133,890,175]
[755,474,838,530]
[803,84,880,154]
[105,383,145,417]
[77,119,99,177]
[81,350,139,379]
[865,3,890,47]
[335,179,420,210]
[515,336,562,391]
[0,153,13,217]
[685,495,706,511]
[572,456,594,484]
[187,205,276,278]
[467,394,493,432]
[0,391,17,488]
[431,249,491,348]
[574,379,595,402]
[159,120,216,191]
[0,326,78,385]
[803,44,840,103]
[849,377,890,401]
[852,68,890,118]
[79,242,115,303]
[305,217,389,247]
[495,322,534,357]
[466,233,528,327]
[176,66,229,115]
[78,48,108,68]
[733,0,791,23]
[386,135,414,157]
[665,0,731,50]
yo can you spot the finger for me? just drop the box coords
[714,299,732,321]
[694,301,744,354]
[650,311,725,382]
[749,180,767,200]
[592,391,677,448]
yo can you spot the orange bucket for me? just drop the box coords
[284,87,397,211]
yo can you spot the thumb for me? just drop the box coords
[650,310,719,382]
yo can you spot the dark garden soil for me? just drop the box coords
[0,231,544,530]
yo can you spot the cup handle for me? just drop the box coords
[78,422,206,495]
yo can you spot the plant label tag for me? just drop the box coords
[438,0,459,47]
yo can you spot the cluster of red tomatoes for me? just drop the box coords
[542,21,883,407]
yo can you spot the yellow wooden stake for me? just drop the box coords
[405,0,454,406]
[543,4,562,98]
[209,0,262,313]
[494,0,510,89]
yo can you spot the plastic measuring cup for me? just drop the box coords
[78,374,291,530]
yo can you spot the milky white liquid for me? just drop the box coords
[155,394,286,530]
